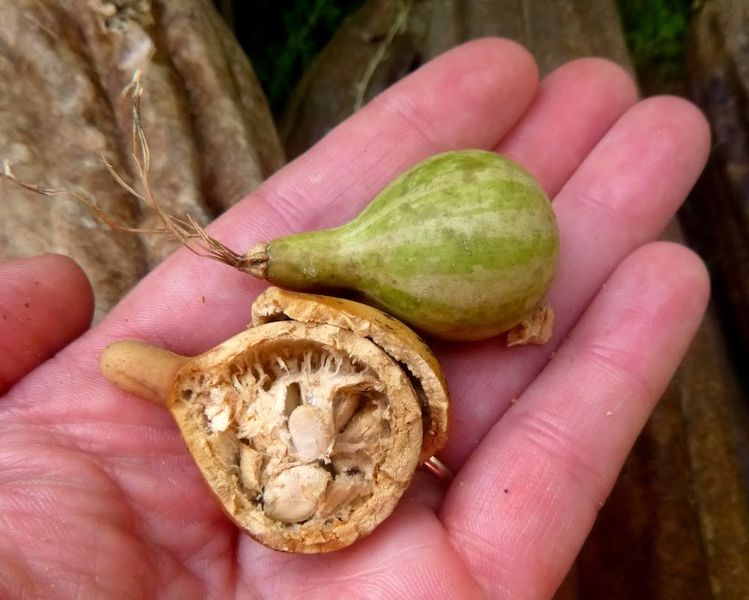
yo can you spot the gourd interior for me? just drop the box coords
[170,320,423,553]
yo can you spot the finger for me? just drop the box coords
[496,57,638,195]
[439,95,711,466]
[440,242,710,598]
[0,254,93,394]
[240,37,539,237]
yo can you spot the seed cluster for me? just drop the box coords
[190,345,390,524]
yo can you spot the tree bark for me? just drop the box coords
[279,0,634,159]
[684,0,749,373]
[0,0,285,320]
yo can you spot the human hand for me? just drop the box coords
[0,39,710,598]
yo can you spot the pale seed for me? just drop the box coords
[288,404,333,461]
[263,464,331,523]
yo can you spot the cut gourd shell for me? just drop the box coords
[100,287,450,553]
[250,286,450,463]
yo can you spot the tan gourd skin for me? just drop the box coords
[100,288,449,553]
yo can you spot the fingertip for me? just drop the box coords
[455,37,541,115]
[0,254,94,394]
[30,253,96,336]
[369,37,541,151]
[33,253,95,314]
[498,55,639,194]
[459,37,540,84]
[549,56,639,104]
[628,95,712,171]
[624,241,711,322]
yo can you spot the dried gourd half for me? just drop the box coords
[100,287,449,553]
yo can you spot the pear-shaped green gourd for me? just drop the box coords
[247,150,559,341]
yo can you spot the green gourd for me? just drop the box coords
[3,148,559,342]
[240,150,559,342]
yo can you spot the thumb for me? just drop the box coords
[0,254,94,394]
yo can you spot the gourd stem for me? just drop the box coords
[241,242,270,279]
[100,340,188,406]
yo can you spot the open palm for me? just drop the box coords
[0,40,710,599]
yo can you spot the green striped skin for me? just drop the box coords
[265,150,559,341]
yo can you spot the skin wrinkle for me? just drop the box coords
[39,421,186,458]
[16,381,175,427]
[511,406,610,503]
[260,151,386,235]
[0,552,36,599]
[1,484,157,598]
[1,421,228,596]
[378,92,441,151]
[0,256,93,394]
[569,186,632,232]
[445,520,506,584]
[298,540,437,587]
[249,185,313,239]
[0,420,97,476]
[582,337,657,401]
[189,527,240,591]
[261,542,469,599]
